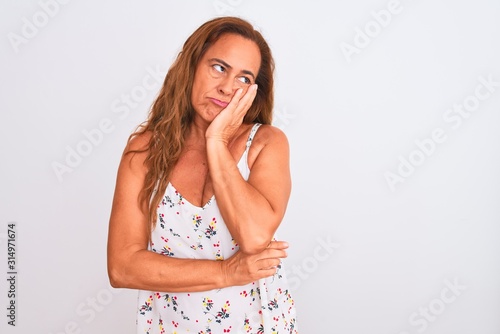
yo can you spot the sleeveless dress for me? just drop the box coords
[136,123,298,334]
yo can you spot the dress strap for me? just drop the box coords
[245,123,262,148]
[237,123,262,180]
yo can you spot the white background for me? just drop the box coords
[1,0,500,333]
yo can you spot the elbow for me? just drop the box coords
[107,247,146,289]
[107,260,130,289]
[107,267,124,289]
[108,270,124,289]
[236,219,280,255]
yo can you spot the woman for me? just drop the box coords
[107,16,298,333]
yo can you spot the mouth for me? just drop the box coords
[209,98,229,108]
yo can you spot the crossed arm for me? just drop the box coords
[107,86,291,293]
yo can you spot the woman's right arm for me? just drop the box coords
[107,133,288,293]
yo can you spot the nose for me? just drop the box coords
[217,77,239,96]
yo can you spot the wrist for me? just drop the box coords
[218,259,229,289]
[206,136,228,146]
[206,137,231,159]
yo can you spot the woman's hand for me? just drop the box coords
[205,84,258,144]
[221,240,289,286]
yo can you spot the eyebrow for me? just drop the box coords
[209,58,256,80]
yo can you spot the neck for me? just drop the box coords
[186,117,209,148]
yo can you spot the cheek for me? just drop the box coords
[191,80,203,104]
[192,77,208,99]
[191,67,204,95]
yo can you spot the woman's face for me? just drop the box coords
[191,33,261,124]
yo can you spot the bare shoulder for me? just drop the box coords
[125,131,152,153]
[255,124,289,150]
[249,123,284,142]
[112,131,152,184]
[248,124,289,169]
[122,131,152,164]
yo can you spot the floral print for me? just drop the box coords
[137,124,298,333]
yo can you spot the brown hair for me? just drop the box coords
[128,16,275,228]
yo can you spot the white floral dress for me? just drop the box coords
[136,123,298,334]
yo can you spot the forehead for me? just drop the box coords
[202,34,261,73]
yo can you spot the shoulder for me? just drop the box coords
[125,130,153,153]
[120,130,153,175]
[248,124,289,168]
[254,124,289,149]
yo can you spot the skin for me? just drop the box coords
[107,33,291,293]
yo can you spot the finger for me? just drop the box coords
[267,241,289,250]
[227,84,257,116]
[257,267,278,279]
[236,84,258,112]
[224,88,244,112]
[261,248,287,259]
[258,258,281,270]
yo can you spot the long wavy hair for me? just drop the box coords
[127,16,275,229]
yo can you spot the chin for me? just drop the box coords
[202,107,222,122]
[193,102,224,123]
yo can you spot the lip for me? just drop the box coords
[209,98,229,108]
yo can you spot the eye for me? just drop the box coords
[237,76,251,85]
[212,64,225,73]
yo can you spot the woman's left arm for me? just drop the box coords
[207,125,291,255]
